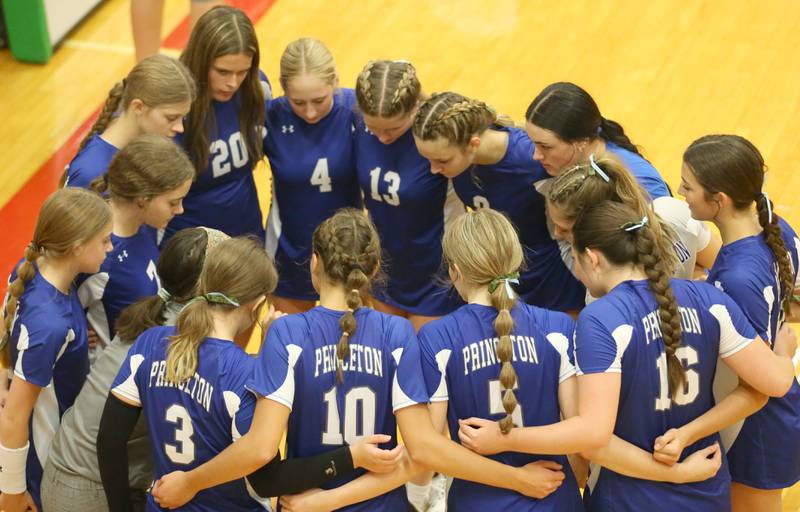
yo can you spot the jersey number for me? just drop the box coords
[321,386,376,445]
[369,167,401,206]
[310,158,332,193]
[654,346,700,411]
[488,379,523,426]
[164,404,195,464]
[211,131,248,178]
[146,259,161,288]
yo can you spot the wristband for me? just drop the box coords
[0,441,28,494]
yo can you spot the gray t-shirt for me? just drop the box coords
[48,302,182,489]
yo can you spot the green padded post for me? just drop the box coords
[1,0,52,63]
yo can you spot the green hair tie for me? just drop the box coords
[488,272,520,298]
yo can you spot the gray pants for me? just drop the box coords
[41,459,147,512]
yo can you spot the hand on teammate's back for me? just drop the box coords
[457,417,506,455]
[672,443,723,483]
[516,460,566,499]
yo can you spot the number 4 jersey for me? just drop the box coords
[111,326,269,511]
[575,278,758,511]
[248,306,429,511]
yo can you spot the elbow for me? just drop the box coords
[246,434,279,469]
[770,373,794,399]
[578,430,612,458]
[405,436,437,471]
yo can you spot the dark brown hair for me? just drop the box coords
[573,201,685,397]
[683,134,793,316]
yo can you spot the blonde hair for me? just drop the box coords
[548,157,679,276]
[312,209,381,384]
[1,188,111,367]
[166,237,277,383]
[78,55,196,153]
[443,208,524,434]
[413,91,513,146]
[280,37,337,90]
[355,60,421,118]
[90,134,194,200]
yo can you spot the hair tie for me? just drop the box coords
[185,292,240,308]
[621,215,649,232]
[156,288,172,303]
[341,332,350,338]
[762,192,773,223]
[588,154,610,183]
[27,241,41,254]
[488,272,520,300]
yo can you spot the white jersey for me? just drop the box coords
[652,196,712,279]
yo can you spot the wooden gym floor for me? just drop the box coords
[0,1,799,508]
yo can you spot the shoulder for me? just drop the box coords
[131,325,174,351]
[335,88,356,110]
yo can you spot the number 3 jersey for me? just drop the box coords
[575,279,757,511]
[77,225,160,349]
[248,306,429,511]
[112,326,268,512]
[418,302,583,512]
[264,89,362,301]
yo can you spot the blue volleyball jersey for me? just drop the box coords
[418,302,583,511]
[248,307,428,511]
[453,127,585,311]
[264,89,362,301]
[605,141,670,199]
[167,73,272,242]
[708,217,800,489]
[575,278,760,511]
[65,135,119,189]
[4,265,89,509]
[112,326,267,511]
[77,225,160,348]
[354,119,463,316]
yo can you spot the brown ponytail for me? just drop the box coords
[756,194,793,317]
[573,201,685,397]
[312,209,381,384]
[1,188,111,368]
[442,208,524,433]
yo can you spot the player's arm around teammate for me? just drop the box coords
[0,189,112,512]
[63,55,195,189]
[459,202,795,510]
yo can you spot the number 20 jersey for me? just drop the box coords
[248,306,429,511]
[112,326,267,511]
[575,279,757,511]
